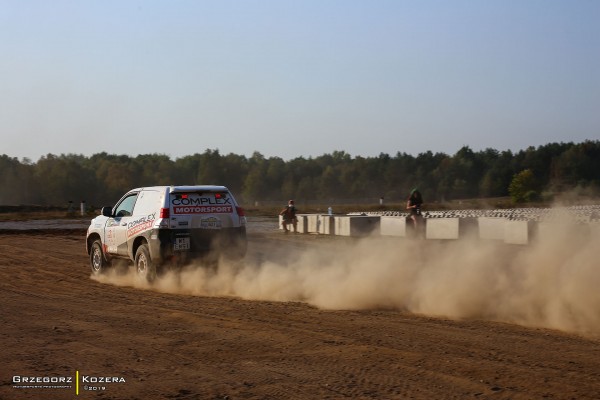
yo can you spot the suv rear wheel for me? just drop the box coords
[135,243,156,282]
[90,240,110,275]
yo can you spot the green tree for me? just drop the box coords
[196,149,223,185]
[242,152,267,204]
[90,153,138,203]
[33,154,94,206]
[509,169,539,203]
[478,149,514,197]
[0,155,36,204]
[220,153,249,195]
[134,154,175,186]
[319,165,340,199]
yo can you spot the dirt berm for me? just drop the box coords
[1,228,599,399]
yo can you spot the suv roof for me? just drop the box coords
[127,185,230,192]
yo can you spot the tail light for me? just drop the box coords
[160,208,170,218]
[235,206,245,217]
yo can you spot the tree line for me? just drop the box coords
[0,141,599,208]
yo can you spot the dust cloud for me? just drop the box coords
[92,217,600,336]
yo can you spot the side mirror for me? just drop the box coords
[101,206,113,217]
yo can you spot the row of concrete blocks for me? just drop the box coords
[279,214,600,245]
[354,204,600,223]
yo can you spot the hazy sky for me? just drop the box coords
[1,0,598,161]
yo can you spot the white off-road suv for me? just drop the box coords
[86,185,247,280]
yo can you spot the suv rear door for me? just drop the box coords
[169,188,239,230]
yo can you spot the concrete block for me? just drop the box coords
[305,214,320,233]
[536,222,562,243]
[380,216,407,237]
[296,215,308,234]
[504,220,533,245]
[478,217,505,240]
[318,215,335,235]
[425,218,459,239]
[537,221,595,243]
[334,216,380,237]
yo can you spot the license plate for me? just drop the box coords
[174,237,190,251]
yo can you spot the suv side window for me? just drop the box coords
[114,193,138,217]
[133,189,163,216]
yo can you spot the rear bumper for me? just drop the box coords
[149,226,247,264]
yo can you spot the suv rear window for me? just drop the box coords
[170,192,233,215]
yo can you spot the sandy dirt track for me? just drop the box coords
[1,229,600,400]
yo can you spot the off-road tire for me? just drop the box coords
[135,243,157,282]
[90,240,111,275]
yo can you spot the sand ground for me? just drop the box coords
[1,229,600,399]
